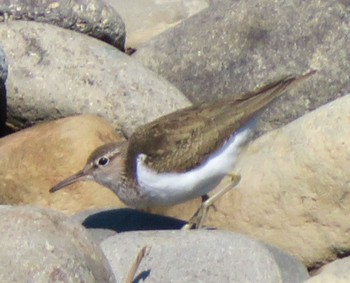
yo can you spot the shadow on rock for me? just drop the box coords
[82,208,187,232]
[134,269,151,283]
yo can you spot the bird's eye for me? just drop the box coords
[97,156,109,166]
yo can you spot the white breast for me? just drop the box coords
[136,121,255,206]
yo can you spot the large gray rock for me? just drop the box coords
[101,230,309,283]
[134,0,349,135]
[0,21,190,136]
[0,0,125,49]
[0,205,116,283]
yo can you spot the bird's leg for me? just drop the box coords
[200,193,218,212]
[182,173,241,230]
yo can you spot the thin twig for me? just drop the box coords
[125,246,151,283]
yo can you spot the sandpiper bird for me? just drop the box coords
[50,70,315,228]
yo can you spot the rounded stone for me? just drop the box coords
[101,230,309,282]
[134,0,349,135]
[0,21,190,136]
[0,0,126,49]
[0,115,125,214]
[0,205,116,283]
[205,94,350,268]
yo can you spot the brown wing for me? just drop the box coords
[126,71,315,175]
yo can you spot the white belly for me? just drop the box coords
[136,122,255,206]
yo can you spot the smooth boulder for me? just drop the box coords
[0,115,125,214]
[202,94,350,267]
[0,0,126,49]
[134,0,349,135]
[0,205,116,282]
[101,230,309,283]
[0,21,190,136]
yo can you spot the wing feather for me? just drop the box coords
[126,71,315,176]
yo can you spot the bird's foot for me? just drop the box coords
[182,173,241,230]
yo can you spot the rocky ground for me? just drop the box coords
[0,0,349,282]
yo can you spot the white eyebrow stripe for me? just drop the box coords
[105,149,121,159]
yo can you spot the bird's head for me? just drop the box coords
[50,142,127,193]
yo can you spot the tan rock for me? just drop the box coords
[145,200,200,222]
[194,94,350,267]
[0,115,125,214]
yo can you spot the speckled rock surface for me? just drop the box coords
[0,0,125,49]
[0,205,116,283]
[134,0,349,136]
[101,230,309,283]
[0,21,191,136]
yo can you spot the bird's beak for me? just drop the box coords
[50,170,91,193]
